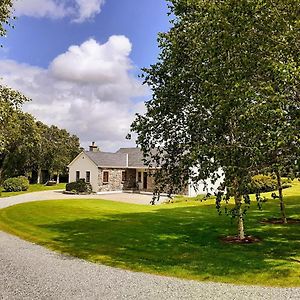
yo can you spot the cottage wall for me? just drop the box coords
[98,168,125,192]
[68,152,99,192]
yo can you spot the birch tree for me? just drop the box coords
[131,0,300,240]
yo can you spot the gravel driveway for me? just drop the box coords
[0,191,299,299]
[0,190,168,209]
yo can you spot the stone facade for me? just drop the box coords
[97,168,189,195]
[98,168,125,192]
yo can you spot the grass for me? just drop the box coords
[0,183,66,198]
[0,182,299,287]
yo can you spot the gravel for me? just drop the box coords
[0,192,299,299]
[0,190,168,209]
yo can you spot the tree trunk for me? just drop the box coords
[0,167,3,184]
[275,170,287,224]
[236,196,245,240]
[56,173,60,184]
[37,168,42,184]
[233,178,245,240]
[0,154,6,184]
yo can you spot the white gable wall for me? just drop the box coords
[68,152,99,192]
[188,168,224,197]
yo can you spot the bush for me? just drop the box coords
[66,179,92,194]
[3,176,30,192]
[248,174,292,194]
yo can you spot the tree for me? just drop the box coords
[130,0,300,240]
[0,86,81,183]
[0,0,14,39]
[0,85,31,181]
[251,88,300,223]
[2,121,81,183]
[40,125,80,183]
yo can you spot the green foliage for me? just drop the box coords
[130,0,300,238]
[0,84,81,182]
[249,175,291,194]
[3,176,29,192]
[66,179,92,194]
[0,0,14,39]
[0,85,31,157]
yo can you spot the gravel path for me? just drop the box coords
[0,191,300,299]
[0,190,168,209]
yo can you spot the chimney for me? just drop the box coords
[89,142,100,152]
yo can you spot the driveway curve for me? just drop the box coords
[0,190,168,209]
[0,191,299,299]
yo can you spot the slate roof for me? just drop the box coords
[83,147,158,168]
[84,147,158,168]
[116,148,145,168]
[85,151,128,167]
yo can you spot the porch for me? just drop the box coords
[123,168,154,193]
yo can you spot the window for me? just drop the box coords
[86,171,91,183]
[138,172,142,182]
[76,171,80,181]
[103,171,109,183]
[122,171,126,182]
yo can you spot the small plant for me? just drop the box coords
[3,176,30,192]
[66,179,92,194]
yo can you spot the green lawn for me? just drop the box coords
[0,183,66,198]
[0,182,299,287]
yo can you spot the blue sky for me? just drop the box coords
[0,0,171,150]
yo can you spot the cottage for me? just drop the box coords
[68,143,222,196]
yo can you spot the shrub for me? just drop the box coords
[248,174,292,194]
[66,179,92,194]
[3,176,30,192]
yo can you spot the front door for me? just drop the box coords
[143,172,148,190]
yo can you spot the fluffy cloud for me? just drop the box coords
[50,36,132,84]
[0,36,147,151]
[73,0,104,23]
[13,0,105,22]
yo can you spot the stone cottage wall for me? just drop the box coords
[98,168,124,192]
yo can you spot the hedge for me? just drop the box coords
[66,179,92,194]
[248,174,292,194]
[3,176,30,192]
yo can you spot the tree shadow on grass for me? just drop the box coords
[37,204,300,284]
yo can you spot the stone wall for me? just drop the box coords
[97,168,189,195]
[98,168,124,192]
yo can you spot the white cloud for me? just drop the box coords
[50,36,132,84]
[0,36,148,151]
[73,0,105,23]
[13,0,105,22]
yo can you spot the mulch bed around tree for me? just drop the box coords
[221,235,261,244]
[260,218,300,225]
